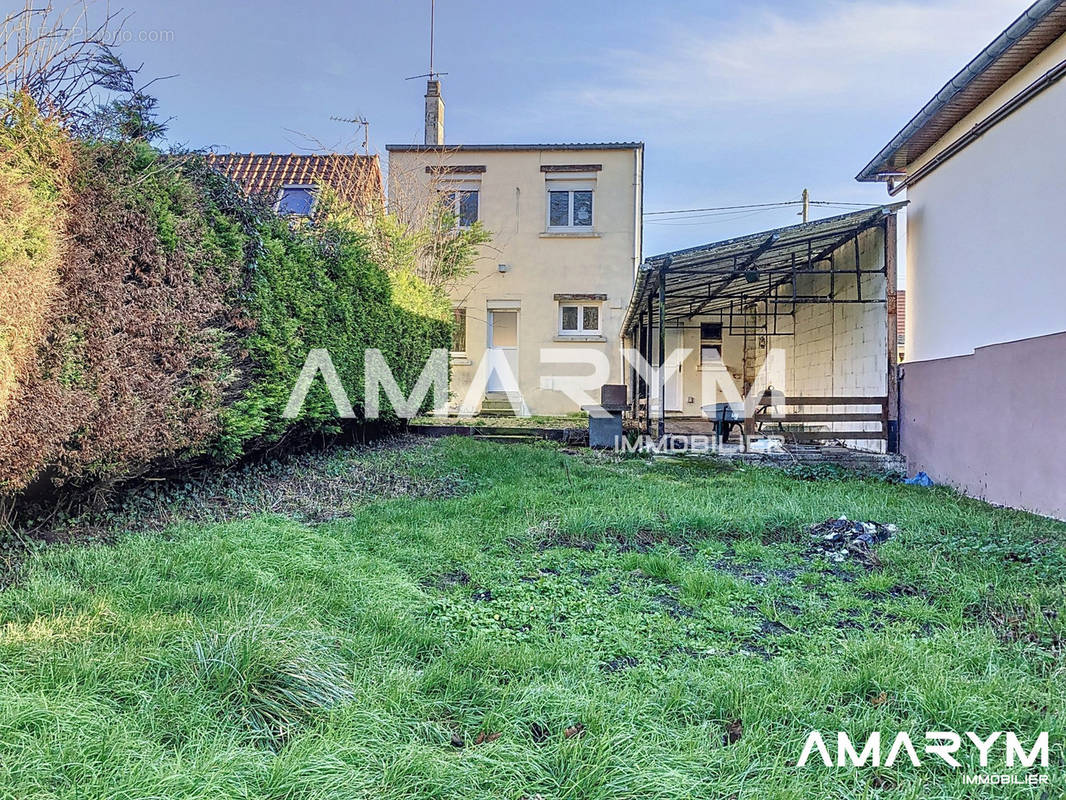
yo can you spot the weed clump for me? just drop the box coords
[189,616,355,746]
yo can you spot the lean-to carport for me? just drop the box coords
[622,203,905,452]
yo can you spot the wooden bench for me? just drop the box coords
[753,395,889,441]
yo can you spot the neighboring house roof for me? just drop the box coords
[206,152,383,211]
[386,142,643,152]
[857,0,1066,182]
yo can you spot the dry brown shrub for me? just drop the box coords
[0,144,248,492]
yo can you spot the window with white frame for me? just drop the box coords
[558,302,601,335]
[546,177,594,230]
[439,183,479,227]
[700,322,723,365]
[452,307,467,353]
[276,184,317,216]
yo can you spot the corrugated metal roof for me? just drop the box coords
[386,142,643,152]
[621,203,906,335]
[857,0,1066,181]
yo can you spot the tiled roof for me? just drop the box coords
[206,152,383,210]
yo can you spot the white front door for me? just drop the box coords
[651,327,684,412]
[486,310,519,392]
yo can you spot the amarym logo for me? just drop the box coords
[797,731,1049,769]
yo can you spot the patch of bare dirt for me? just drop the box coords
[531,522,691,554]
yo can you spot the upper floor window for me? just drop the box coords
[276,184,317,216]
[548,188,593,229]
[441,188,479,228]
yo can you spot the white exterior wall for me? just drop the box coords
[904,32,1066,362]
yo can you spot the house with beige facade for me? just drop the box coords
[858,0,1066,518]
[387,81,642,417]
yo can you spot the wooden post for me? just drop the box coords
[884,213,900,453]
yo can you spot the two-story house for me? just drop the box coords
[387,81,643,416]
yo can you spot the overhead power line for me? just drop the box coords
[643,199,880,217]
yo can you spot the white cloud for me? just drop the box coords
[572,0,1029,115]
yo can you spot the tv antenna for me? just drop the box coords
[330,115,370,154]
[405,0,447,81]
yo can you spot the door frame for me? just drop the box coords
[651,326,684,412]
[486,308,519,393]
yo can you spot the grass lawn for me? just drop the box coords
[408,413,588,430]
[0,437,1063,799]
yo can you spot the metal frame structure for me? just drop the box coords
[622,204,905,447]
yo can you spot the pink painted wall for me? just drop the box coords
[900,331,1066,520]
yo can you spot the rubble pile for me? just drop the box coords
[808,516,897,566]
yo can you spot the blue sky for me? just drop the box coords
[113,0,1029,259]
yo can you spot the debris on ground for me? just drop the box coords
[564,722,586,739]
[601,655,640,673]
[723,718,744,745]
[807,516,897,566]
[904,471,934,486]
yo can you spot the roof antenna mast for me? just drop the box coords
[406,0,448,82]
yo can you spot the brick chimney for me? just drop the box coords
[424,79,444,146]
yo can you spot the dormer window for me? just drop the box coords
[276,184,316,216]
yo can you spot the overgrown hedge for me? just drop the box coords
[0,96,451,497]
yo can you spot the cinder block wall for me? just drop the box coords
[766,227,888,452]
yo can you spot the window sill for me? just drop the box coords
[450,354,472,365]
[540,231,601,239]
[553,334,607,343]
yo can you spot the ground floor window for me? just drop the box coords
[452,307,467,353]
[559,302,600,335]
[700,321,723,364]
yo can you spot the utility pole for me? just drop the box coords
[801,188,810,223]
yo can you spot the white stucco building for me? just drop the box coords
[858,0,1066,518]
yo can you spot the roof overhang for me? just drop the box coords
[857,0,1066,182]
[386,142,643,152]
